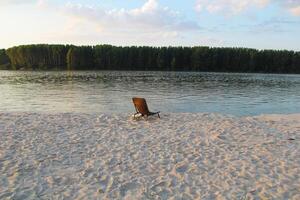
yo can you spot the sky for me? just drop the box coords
[0,0,300,50]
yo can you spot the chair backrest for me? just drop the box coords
[132,97,150,115]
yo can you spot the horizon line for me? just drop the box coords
[3,43,300,52]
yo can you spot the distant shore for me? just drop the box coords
[1,44,300,74]
[1,68,300,75]
[1,112,299,199]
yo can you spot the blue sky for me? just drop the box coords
[0,0,300,50]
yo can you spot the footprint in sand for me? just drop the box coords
[176,164,188,174]
[119,182,141,197]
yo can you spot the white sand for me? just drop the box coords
[0,112,299,199]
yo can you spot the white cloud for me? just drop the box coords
[289,6,300,16]
[195,0,300,16]
[62,0,200,32]
[33,0,201,46]
[0,0,36,5]
[283,0,300,16]
[195,0,270,15]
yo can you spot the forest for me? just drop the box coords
[1,44,299,73]
[0,49,10,70]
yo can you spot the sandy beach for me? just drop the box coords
[0,112,299,199]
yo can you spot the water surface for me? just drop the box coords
[0,70,299,116]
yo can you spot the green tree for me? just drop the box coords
[0,49,10,69]
[2,44,300,73]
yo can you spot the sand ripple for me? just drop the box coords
[0,113,299,199]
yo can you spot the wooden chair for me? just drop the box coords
[132,97,160,119]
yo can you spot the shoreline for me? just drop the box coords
[0,112,299,199]
[1,69,300,75]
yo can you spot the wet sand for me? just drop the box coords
[0,113,299,199]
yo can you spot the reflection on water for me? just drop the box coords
[0,70,299,116]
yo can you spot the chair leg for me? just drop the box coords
[133,113,139,119]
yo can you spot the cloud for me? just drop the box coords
[34,0,201,46]
[0,0,36,5]
[248,18,300,33]
[195,0,270,15]
[195,0,300,16]
[283,1,300,16]
[62,0,200,32]
[289,6,300,16]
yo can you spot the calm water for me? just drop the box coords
[0,70,299,116]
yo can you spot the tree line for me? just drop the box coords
[0,49,10,69]
[1,44,299,73]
